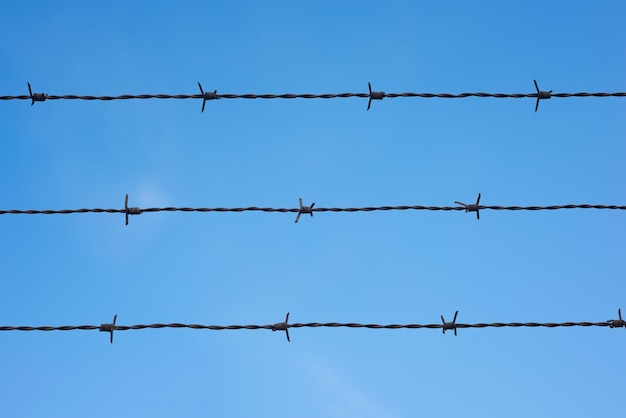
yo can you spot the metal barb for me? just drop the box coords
[295,198,315,223]
[455,193,481,220]
[608,308,625,329]
[198,82,219,113]
[271,312,291,342]
[441,310,459,336]
[99,314,117,344]
[533,79,552,112]
[27,82,47,106]
[367,82,385,111]
[124,194,142,225]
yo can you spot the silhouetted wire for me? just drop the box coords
[0,320,617,332]
[1,204,625,216]
[3,309,623,344]
[3,92,626,101]
[6,81,623,112]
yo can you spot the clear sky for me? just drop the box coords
[1,2,625,418]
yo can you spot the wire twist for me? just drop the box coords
[0,322,613,332]
[4,92,625,101]
[3,309,622,343]
[1,203,624,221]
[2,81,624,112]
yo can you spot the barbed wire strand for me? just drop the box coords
[8,92,626,100]
[0,321,618,332]
[1,193,625,225]
[3,205,626,215]
[2,81,624,112]
[1,308,623,344]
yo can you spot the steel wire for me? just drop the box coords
[3,92,626,101]
[3,310,623,343]
[0,320,618,333]
[1,204,625,217]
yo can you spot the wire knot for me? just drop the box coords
[367,82,385,111]
[27,82,47,106]
[441,310,459,336]
[608,308,624,329]
[533,79,552,112]
[99,314,117,344]
[295,198,315,223]
[455,193,481,220]
[271,312,291,342]
[198,82,219,113]
[125,194,142,225]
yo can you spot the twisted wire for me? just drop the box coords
[1,204,625,216]
[0,320,615,333]
[2,92,626,101]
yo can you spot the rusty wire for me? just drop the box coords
[1,81,624,112]
[1,193,625,225]
[1,309,623,344]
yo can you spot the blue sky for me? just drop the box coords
[1,2,625,418]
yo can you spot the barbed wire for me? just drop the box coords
[1,81,624,112]
[1,310,623,343]
[0,194,624,224]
